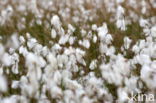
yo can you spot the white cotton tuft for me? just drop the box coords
[19,36,25,44]
[139,18,148,27]
[52,43,62,51]
[41,46,49,57]
[92,24,97,31]
[59,35,69,45]
[51,29,57,38]
[151,25,156,37]
[116,19,126,31]
[0,75,7,92]
[68,24,75,33]
[98,23,108,40]
[7,34,20,49]
[79,39,90,49]
[89,60,97,70]
[117,88,128,102]
[51,15,61,29]
[53,71,62,84]
[47,53,57,68]
[117,0,124,3]
[105,34,113,44]
[1,96,18,103]
[69,36,76,45]
[141,65,151,79]
[11,80,19,89]
[117,5,125,18]
[27,38,37,49]
[25,53,37,67]
[0,44,5,56]
[123,37,132,49]
[19,46,28,56]
[50,85,62,98]
[82,96,92,103]
[136,54,151,65]
[83,39,90,49]
[2,53,12,66]
[93,35,97,43]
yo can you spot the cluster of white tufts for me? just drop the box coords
[0,0,156,103]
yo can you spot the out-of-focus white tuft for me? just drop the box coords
[0,75,7,92]
[51,15,61,30]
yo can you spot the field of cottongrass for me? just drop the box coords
[0,0,156,103]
